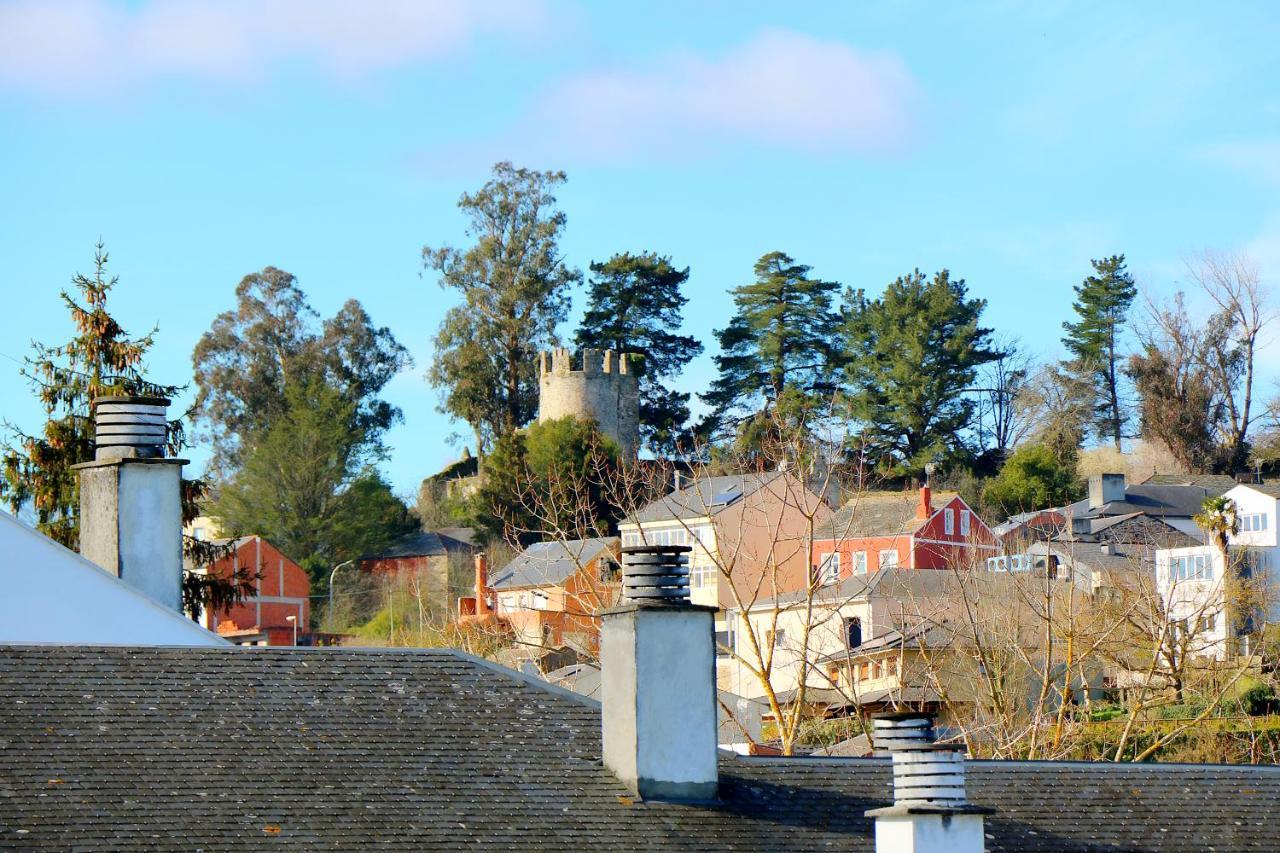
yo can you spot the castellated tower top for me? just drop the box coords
[538,348,640,458]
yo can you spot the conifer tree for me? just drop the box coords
[1061,255,1137,450]
[842,269,997,479]
[701,252,841,442]
[574,252,703,453]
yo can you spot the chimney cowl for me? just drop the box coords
[619,545,692,605]
[92,395,170,461]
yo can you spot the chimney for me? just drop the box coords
[474,553,491,616]
[73,396,186,611]
[866,712,991,853]
[601,544,718,801]
[917,484,933,520]
[1088,473,1126,510]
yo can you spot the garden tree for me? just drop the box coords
[1,243,251,614]
[973,336,1035,462]
[574,252,703,453]
[214,376,417,583]
[1061,255,1138,450]
[701,251,841,445]
[981,443,1081,519]
[425,162,579,454]
[1126,292,1227,472]
[1018,364,1094,464]
[192,267,409,475]
[468,415,620,546]
[842,269,998,480]
[1189,252,1276,473]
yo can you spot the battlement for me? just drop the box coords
[537,348,640,458]
[539,347,633,377]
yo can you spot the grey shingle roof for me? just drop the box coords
[361,529,476,560]
[815,491,958,540]
[629,473,782,523]
[2,646,1279,850]
[490,537,617,590]
[1065,483,1218,520]
[1141,473,1240,491]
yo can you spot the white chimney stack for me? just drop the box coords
[866,712,991,853]
[73,396,186,611]
[601,544,718,800]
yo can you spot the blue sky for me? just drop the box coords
[2,1,1278,496]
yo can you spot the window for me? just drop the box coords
[1169,553,1213,582]
[622,531,642,547]
[853,551,868,575]
[843,616,862,649]
[690,562,713,589]
[1009,554,1030,572]
[817,552,841,585]
[879,549,899,569]
[766,629,786,649]
[715,620,736,658]
[858,662,871,681]
[599,559,620,583]
[887,658,898,677]
[986,556,1007,572]
[944,508,955,535]
[872,661,883,679]
[960,509,971,536]
[1200,612,1218,633]
[1242,513,1270,532]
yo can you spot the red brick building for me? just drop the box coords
[197,536,310,646]
[810,486,997,581]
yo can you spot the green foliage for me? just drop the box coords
[701,251,842,443]
[468,416,619,545]
[842,269,997,480]
[982,443,1081,518]
[192,266,409,475]
[1061,255,1137,449]
[214,377,417,582]
[574,251,703,453]
[425,162,580,453]
[1,243,173,547]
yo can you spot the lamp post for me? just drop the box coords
[327,559,355,627]
[286,614,297,647]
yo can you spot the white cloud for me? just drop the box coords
[523,29,919,159]
[0,0,545,93]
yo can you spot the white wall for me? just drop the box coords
[0,511,225,646]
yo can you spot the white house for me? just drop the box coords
[0,510,225,646]
[1154,483,1280,660]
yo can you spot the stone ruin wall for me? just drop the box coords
[537,348,640,458]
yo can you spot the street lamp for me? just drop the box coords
[328,559,356,625]
[286,614,297,647]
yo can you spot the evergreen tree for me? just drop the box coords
[981,443,1082,519]
[842,269,997,480]
[214,376,417,582]
[1061,255,1137,450]
[701,251,841,441]
[574,252,703,453]
[425,162,579,453]
[2,243,173,546]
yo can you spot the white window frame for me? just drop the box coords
[853,551,868,575]
[817,552,841,585]
[960,509,970,536]
[879,549,899,569]
[944,508,954,535]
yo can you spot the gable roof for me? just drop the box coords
[628,473,784,523]
[1231,482,1280,499]
[491,537,618,590]
[2,645,1278,851]
[0,512,225,647]
[1065,483,1217,520]
[1141,473,1240,491]
[361,529,476,561]
[749,566,959,611]
[814,491,959,541]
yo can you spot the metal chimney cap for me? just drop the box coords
[92,395,171,461]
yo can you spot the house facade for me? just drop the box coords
[1154,483,1280,660]
[492,537,621,653]
[811,486,998,581]
[194,536,310,646]
[359,528,477,609]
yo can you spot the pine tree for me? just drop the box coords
[1,243,171,546]
[842,269,997,480]
[574,252,703,453]
[701,251,841,441]
[1061,255,1137,450]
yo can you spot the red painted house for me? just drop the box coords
[196,536,310,646]
[810,486,997,581]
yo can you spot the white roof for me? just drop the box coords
[0,511,226,646]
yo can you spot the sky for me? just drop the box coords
[1,0,1278,497]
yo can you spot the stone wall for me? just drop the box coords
[537,348,640,458]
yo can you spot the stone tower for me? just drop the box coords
[538,348,640,458]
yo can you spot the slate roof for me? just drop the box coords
[751,566,959,611]
[361,529,475,560]
[2,645,1279,850]
[628,473,783,523]
[490,537,618,590]
[814,491,959,541]
[1065,483,1218,520]
[1141,473,1240,491]
[1238,482,1280,499]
